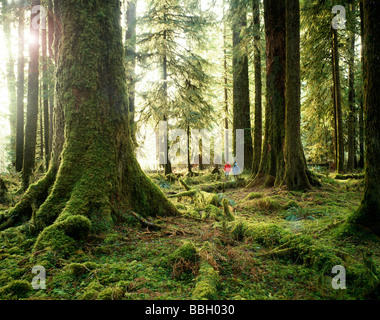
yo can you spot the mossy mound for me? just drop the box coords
[202,205,224,221]
[0,280,32,299]
[97,286,124,300]
[252,197,282,211]
[192,262,220,300]
[33,215,92,256]
[169,241,199,264]
[244,192,263,200]
[66,261,98,277]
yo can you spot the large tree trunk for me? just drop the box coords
[125,0,137,146]
[252,0,262,175]
[284,0,312,191]
[1,0,178,242]
[16,7,25,173]
[22,0,41,189]
[348,0,380,236]
[249,0,286,188]
[231,0,253,171]
[331,26,344,173]
[347,0,356,172]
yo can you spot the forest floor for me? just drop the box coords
[0,169,379,300]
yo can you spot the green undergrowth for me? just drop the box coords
[0,171,378,300]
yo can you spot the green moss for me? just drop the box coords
[244,192,263,200]
[222,198,234,221]
[169,241,199,264]
[202,205,223,220]
[231,220,245,241]
[175,203,187,211]
[0,280,32,299]
[98,286,124,300]
[253,197,282,211]
[192,262,220,300]
[284,200,300,210]
[66,261,97,277]
[33,226,77,257]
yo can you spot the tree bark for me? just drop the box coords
[42,9,50,170]
[331,26,344,173]
[347,0,356,172]
[16,7,25,173]
[23,0,41,189]
[284,0,312,191]
[1,0,179,240]
[2,0,17,164]
[358,0,365,169]
[231,0,253,171]
[48,0,54,155]
[252,0,262,175]
[125,0,137,146]
[249,0,286,188]
[348,0,380,236]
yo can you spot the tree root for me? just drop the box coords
[129,211,162,230]
[0,168,56,231]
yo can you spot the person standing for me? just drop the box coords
[224,162,232,179]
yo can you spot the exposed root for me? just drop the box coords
[0,168,57,231]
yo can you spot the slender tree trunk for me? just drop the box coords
[125,0,137,146]
[16,7,25,173]
[41,11,50,170]
[23,0,41,189]
[187,125,192,174]
[2,1,17,164]
[39,86,44,161]
[348,0,380,236]
[331,26,344,173]
[48,0,54,156]
[284,0,312,190]
[347,0,356,172]
[358,0,365,169]
[163,25,172,175]
[252,0,262,175]
[232,0,253,171]
[223,1,229,163]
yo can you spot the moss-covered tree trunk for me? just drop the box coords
[284,0,312,191]
[16,7,25,173]
[249,0,285,188]
[22,0,41,189]
[1,0,178,238]
[252,0,262,175]
[231,0,253,171]
[347,0,380,236]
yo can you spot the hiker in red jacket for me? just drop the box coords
[224,162,232,179]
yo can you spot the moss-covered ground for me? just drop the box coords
[0,170,379,300]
